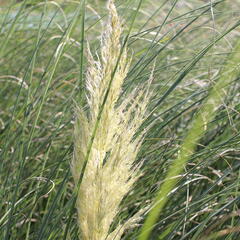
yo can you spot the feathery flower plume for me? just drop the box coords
[71,1,152,239]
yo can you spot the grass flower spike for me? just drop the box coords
[71,0,151,239]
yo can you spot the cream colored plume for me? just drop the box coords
[71,0,152,239]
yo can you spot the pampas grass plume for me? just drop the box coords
[71,1,152,239]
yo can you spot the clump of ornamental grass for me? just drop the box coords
[139,26,240,240]
[71,0,152,239]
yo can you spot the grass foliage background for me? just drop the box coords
[0,0,240,239]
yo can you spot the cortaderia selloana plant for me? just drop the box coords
[71,0,152,239]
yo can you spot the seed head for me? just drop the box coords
[72,1,152,239]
